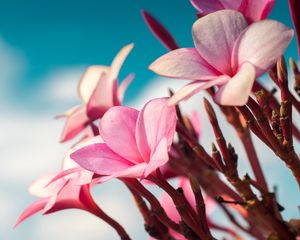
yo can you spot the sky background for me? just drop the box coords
[1,1,300,239]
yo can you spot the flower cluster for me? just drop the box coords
[17,1,300,239]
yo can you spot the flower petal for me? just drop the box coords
[43,179,83,214]
[136,98,176,162]
[190,0,224,14]
[63,136,104,170]
[144,138,169,177]
[214,62,256,106]
[86,72,115,120]
[71,143,134,175]
[117,73,134,104]
[109,43,134,83]
[60,105,90,142]
[98,162,148,182]
[244,0,275,22]
[168,76,230,106]
[220,0,242,9]
[190,111,202,138]
[142,10,179,50]
[289,0,300,56]
[99,106,142,163]
[78,65,111,103]
[232,20,293,76]
[29,174,65,198]
[149,48,218,80]
[192,10,248,75]
[15,198,48,227]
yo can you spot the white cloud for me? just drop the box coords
[0,38,26,104]
[39,67,85,107]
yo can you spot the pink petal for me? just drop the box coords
[43,179,83,214]
[219,0,242,9]
[78,65,111,103]
[190,111,202,138]
[71,143,134,175]
[214,62,256,106]
[232,20,294,76]
[160,188,180,224]
[99,162,148,182]
[60,105,90,142]
[192,10,248,75]
[15,198,48,227]
[204,196,217,215]
[63,135,104,171]
[149,48,219,80]
[136,98,176,162]
[99,106,143,163]
[109,43,134,83]
[178,178,196,207]
[86,72,114,120]
[76,170,94,186]
[168,76,230,106]
[29,174,65,198]
[45,168,82,188]
[141,10,179,50]
[244,0,275,22]
[190,0,224,14]
[289,0,300,56]
[117,73,134,104]
[144,138,169,177]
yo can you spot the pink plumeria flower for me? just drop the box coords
[60,43,134,142]
[14,136,105,226]
[70,98,176,180]
[15,172,96,227]
[190,0,276,23]
[150,10,293,106]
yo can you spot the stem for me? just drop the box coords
[253,81,300,141]
[240,132,268,191]
[217,103,268,192]
[92,208,132,240]
[125,182,174,240]
[121,178,180,233]
[148,171,210,239]
[247,97,300,189]
[188,175,211,235]
[81,185,131,240]
[226,175,294,239]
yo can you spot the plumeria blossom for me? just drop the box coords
[15,137,104,226]
[15,171,96,227]
[70,98,176,180]
[60,43,134,142]
[190,0,276,23]
[149,10,293,106]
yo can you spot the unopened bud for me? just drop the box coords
[203,98,217,124]
[268,65,278,83]
[277,56,288,84]
[188,174,200,194]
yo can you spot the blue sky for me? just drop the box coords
[1,1,300,240]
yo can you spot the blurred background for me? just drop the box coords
[1,0,299,239]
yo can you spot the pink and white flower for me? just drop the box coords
[70,98,176,180]
[60,44,134,142]
[149,10,293,106]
